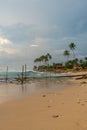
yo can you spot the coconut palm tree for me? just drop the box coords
[34,58,41,68]
[73,58,78,64]
[34,58,39,63]
[79,59,83,64]
[40,55,45,65]
[46,53,52,66]
[63,50,70,62]
[85,57,87,61]
[69,42,76,59]
[34,53,52,71]
[46,53,52,60]
[44,55,48,65]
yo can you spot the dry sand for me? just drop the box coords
[0,73,87,130]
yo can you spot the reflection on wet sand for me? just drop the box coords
[0,78,71,103]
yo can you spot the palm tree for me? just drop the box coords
[46,53,52,66]
[69,42,76,59]
[74,58,78,64]
[46,53,52,60]
[34,58,41,68]
[85,57,87,61]
[40,55,45,65]
[44,55,48,65]
[79,59,83,64]
[34,58,39,63]
[63,50,70,61]
[34,53,52,71]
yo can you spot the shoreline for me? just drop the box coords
[0,72,87,129]
[0,70,87,82]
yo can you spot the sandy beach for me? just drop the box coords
[0,72,87,130]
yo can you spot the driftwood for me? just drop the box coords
[76,75,87,80]
[52,74,87,78]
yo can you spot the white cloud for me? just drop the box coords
[30,37,45,48]
[0,36,17,54]
[0,37,11,45]
[30,44,38,47]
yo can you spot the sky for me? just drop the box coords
[0,0,87,71]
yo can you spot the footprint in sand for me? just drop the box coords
[52,115,59,118]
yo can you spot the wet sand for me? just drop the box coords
[0,73,87,130]
[0,78,69,104]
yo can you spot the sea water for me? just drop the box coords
[0,70,72,80]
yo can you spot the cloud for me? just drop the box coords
[0,36,18,55]
[30,44,38,47]
[0,37,11,45]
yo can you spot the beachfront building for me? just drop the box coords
[55,63,64,69]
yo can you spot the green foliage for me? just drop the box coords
[69,42,76,59]
[33,42,87,71]
[33,66,37,70]
[34,53,52,71]
[81,61,87,68]
[63,50,70,57]
[69,42,76,50]
[63,50,70,61]
[65,61,73,69]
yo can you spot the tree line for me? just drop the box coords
[33,43,87,71]
[63,43,87,69]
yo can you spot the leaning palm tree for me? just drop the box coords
[40,55,45,65]
[63,50,70,62]
[34,58,41,68]
[34,58,39,63]
[69,42,76,59]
